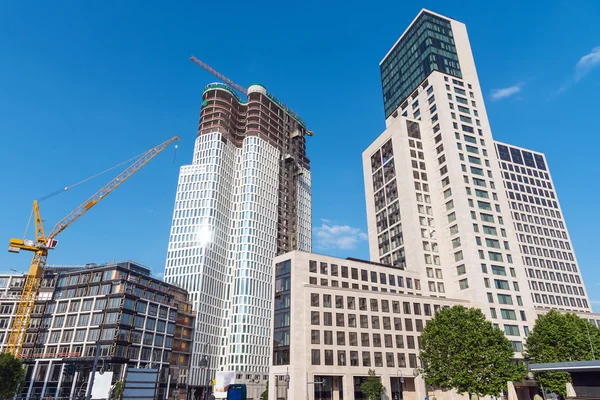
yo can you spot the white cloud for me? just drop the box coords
[314,221,368,250]
[490,84,523,100]
[154,272,164,280]
[590,300,600,305]
[555,46,600,95]
[575,46,600,81]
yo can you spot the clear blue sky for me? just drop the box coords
[1,1,599,310]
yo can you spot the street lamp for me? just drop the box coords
[395,370,404,400]
[199,344,210,400]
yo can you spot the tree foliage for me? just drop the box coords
[419,305,525,396]
[111,380,124,400]
[0,353,25,400]
[525,310,600,396]
[361,369,384,400]
[261,381,268,400]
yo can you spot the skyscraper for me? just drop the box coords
[165,82,312,390]
[363,9,591,353]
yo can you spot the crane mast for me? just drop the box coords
[6,135,179,357]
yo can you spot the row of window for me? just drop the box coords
[309,261,418,289]
[310,311,425,332]
[310,349,418,368]
[311,329,420,349]
[310,294,436,315]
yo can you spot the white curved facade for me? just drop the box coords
[165,128,311,391]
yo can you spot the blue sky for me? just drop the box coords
[1,1,599,310]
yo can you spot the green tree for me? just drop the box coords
[419,305,525,397]
[361,369,384,400]
[0,353,25,400]
[525,310,600,396]
[111,380,124,400]
[261,381,268,400]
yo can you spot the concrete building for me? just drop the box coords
[266,251,600,400]
[0,261,194,400]
[164,82,312,393]
[268,251,471,400]
[363,9,593,358]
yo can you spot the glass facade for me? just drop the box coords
[380,11,462,117]
[272,259,291,365]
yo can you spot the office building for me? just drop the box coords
[495,142,590,311]
[363,8,592,357]
[0,261,194,399]
[268,251,474,400]
[267,249,600,400]
[164,82,312,392]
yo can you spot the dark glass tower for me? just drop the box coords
[380,11,462,117]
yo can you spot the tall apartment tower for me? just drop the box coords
[164,83,312,389]
[495,142,590,311]
[363,9,591,353]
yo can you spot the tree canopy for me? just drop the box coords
[0,353,25,400]
[525,310,600,396]
[419,305,525,396]
[261,381,269,400]
[361,369,384,400]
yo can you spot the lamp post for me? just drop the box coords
[395,370,404,400]
[199,343,210,400]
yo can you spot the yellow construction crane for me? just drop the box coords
[6,135,179,357]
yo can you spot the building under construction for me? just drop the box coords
[164,66,312,397]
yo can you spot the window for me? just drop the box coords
[348,314,356,328]
[489,252,503,262]
[311,293,319,307]
[494,280,509,290]
[311,311,319,325]
[338,350,346,366]
[325,350,334,365]
[466,145,479,154]
[498,294,513,305]
[457,265,466,275]
[512,341,523,352]
[492,265,506,276]
[477,201,491,210]
[454,251,463,262]
[370,299,379,312]
[308,330,321,347]
[452,237,461,248]
[362,351,371,367]
[481,213,494,222]
[311,350,320,365]
[483,226,497,235]
[501,309,517,320]
[504,325,520,336]
[486,239,500,248]
[347,297,355,310]
[360,315,368,329]
[459,279,469,290]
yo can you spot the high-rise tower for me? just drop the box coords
[363,9,591,354]
[165,82,312,388]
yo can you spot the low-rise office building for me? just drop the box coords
[0,261,194,399]
[268,251,600,400]
[268,251,470,400]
